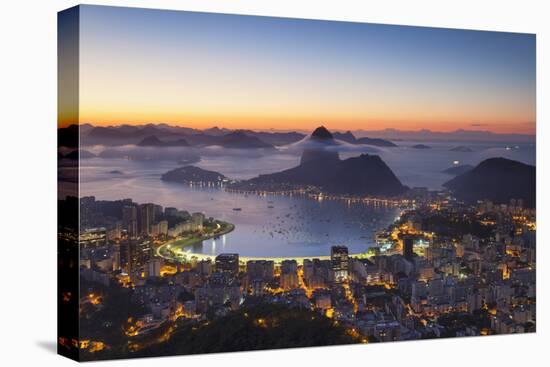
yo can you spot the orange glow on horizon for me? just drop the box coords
[57,6,536,137]
[58,113,535,135]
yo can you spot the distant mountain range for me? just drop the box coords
[242,130,308,146]
[443,158,535,207]
[332,130,397,147]
[307,126,397,147]
[355,136,398,147]
[411,144,431,149]
[59,123,397,148]
[228,126,407,196]
[58,123,534,152]
[351,128,535,143]
[137,135,189,147]
[67,123,304,148]
[145,126,535,203]
[218,131,275,149]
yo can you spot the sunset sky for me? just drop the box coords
[60,5,536,134]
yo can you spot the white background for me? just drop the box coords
[0,0,548,365]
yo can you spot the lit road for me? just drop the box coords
[156,238,374,265]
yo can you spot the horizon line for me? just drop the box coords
[59,121,536,136]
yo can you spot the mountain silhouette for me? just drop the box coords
[443,157,535,207]
[219,131,275,149]
[332,131,397,147]
[137,135,189,147]
[230,127,407,196]
[442,165,474,176]
[411,144,431,149]
[161,166,226,184]
[310,126,334,140]
[332,131,356,143]
[355,137,397,147]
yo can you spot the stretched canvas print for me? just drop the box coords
[58,4,536,361]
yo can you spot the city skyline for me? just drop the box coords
[59,5,535,134]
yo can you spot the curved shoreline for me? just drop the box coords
[156,221,234,255]
[156,238,376,265]
[155,194,405,265]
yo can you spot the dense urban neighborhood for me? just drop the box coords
[59,189,536,360]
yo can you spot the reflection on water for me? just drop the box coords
[79,140,535,256]
[79,159,401,257]
[80,159,399,256]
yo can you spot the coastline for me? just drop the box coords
[156,218,390,265]
[157,239,377,265]
[156,220,235,257]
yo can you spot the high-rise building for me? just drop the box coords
[191,212,205,231]
[139,203,156,236]
[158,220,168,237]
[313,289,332,310]
[247,260,275,282]
[151,221,168,238]
[112,243,121,271]
[80,196,96,228]
[147,258,162,277]
[136,241,153,268]
[331,246,349,283]
[119,240,134,273]
[197,259,213,277]
[215,253,239,276]
[154,204,164,219]
[403,236,414,261]
[195,273,242,313]
[280,260,299,290]
[165,207,178,217]
[303,259,329,289]
[150,222,160,237]
[122,205,138,238]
